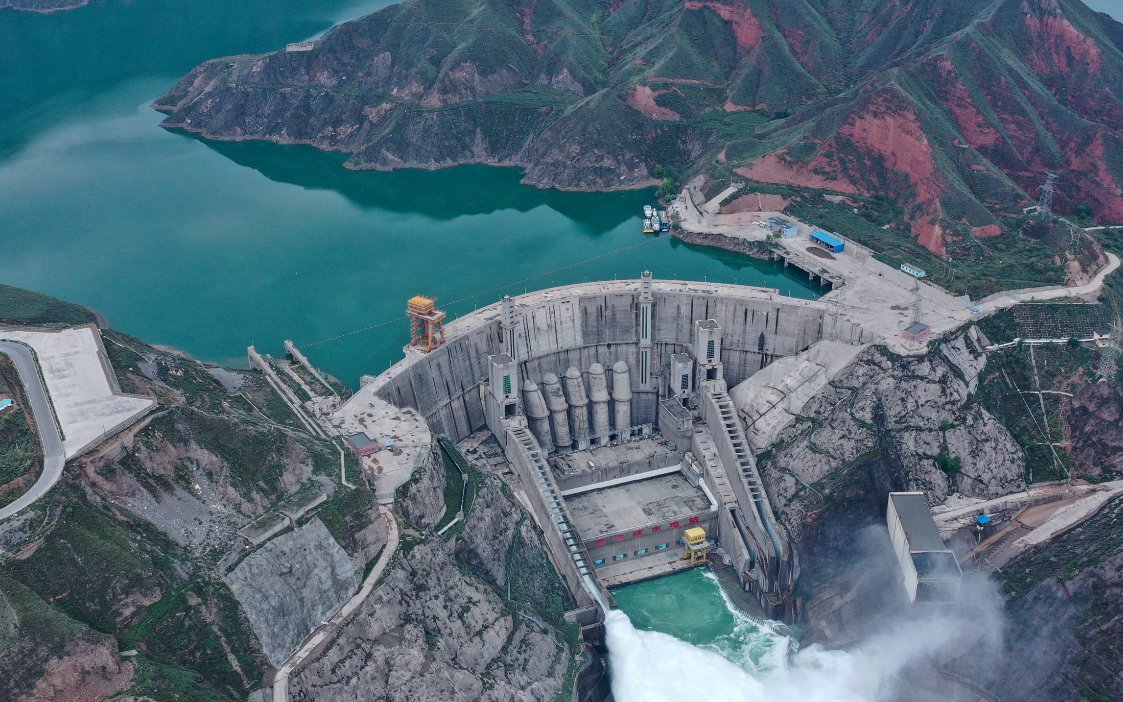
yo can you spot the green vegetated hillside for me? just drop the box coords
[156,0,1123,288]
[0,285,581,701]
[0,356,41,510]
[0,288,379,701]
[0,283,97,327]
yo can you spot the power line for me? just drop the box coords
[302,236,659,348]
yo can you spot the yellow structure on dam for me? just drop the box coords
[683,527,709,566]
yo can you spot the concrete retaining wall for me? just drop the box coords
[504,426,595,608]
[584,511,720,565]
[552,447,680,493]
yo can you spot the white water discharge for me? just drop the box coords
[608,571,1004,702]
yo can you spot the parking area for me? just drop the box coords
[0,324,154,457]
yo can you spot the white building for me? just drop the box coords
[886,492,962,604]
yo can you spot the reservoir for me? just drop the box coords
[0,0,819,694]
[0,0,819,387]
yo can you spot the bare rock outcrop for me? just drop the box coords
[291,449,574,702]
[224,518,359,666]
[396,446,446,529]
[24,638,134,702]
[759,340,1025,541]
[1064,381,1123,478]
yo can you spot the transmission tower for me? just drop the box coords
[1037,172,1058,214]
[912,279,922,324]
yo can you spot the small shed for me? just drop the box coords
[887,492,962,604]
[900,263,927,278]
[345,432,382,456]
[1093,326,1114,349]
[810,230,845,253]
[902,322,931,342]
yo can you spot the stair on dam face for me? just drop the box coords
[705,388,786,582]
[709,391,766,501]
[508,425,593,578]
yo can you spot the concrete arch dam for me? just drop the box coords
[363,277,866,443]
[343,274,868,618]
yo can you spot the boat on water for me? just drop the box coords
[652,211,662,231]
[642,218,655,233]
[658,210,670,231]
[643,205,654,218]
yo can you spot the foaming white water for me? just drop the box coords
[606,609,765,702]
[700,571,792,673]
[608,572,1004,702]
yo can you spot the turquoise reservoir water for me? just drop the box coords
[0,0,818,386]
[609,570,791,701]
[612,568,784,667]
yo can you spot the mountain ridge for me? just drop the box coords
[155,0,1123,258]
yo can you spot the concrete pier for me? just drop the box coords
[588,363,611,442]
[611,361,633,433]
[522,380,554,451]
[541,373,572,450]
[564,366,592,449]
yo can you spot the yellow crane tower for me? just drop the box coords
[407,295,447,353]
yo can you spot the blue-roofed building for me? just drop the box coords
[810,230,845,253]
[767,217,799,238]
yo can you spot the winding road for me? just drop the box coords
[0,342,65,521]
[272,503,400,702]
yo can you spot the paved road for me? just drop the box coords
[0,342,65,521]
[272,504,400,702]
[974,251,1121,310]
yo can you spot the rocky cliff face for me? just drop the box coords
[759,313,1123,700]
[291,448,577,702]
[986,495,1123,701]
[224,518,360,666]
[752,335,1025,545]
[1064,381,1123,475]
[156,0,1123,246]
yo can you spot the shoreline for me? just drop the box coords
[3,0,92,14]
[671,227,774,261]
[154,117,660,194]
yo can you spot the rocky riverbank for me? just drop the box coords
[671,228,774,261]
